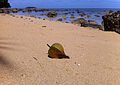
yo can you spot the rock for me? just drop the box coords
[61,15,66,18]
[70,16,75,20]
[57,18,62,21]
[11,8,19,13]
[72,18,87,25]
[94,15,100,17]
[22,9,26,13]
[25,7,36,9]
[81,21,102,29]
[76,18,85,21]
[0,0,10,8]
[99,21,105,30]
[88,20,97,24]
[0,8,10,13]
[85,15,91,19]
[102,11,120,33]
[65,21,69,23]
[71,14,74,17]
[46,11,57,18]
[80,13,87,17]
[63,13,68,15]
[72,20,81,24]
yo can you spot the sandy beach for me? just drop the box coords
[0,13,120,85]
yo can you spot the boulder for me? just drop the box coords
[81,21,102,29]
[72,18,87,25]
[102,11,120,33]
[46,11,57,18]
[0,0,10,8]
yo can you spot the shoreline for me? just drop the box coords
[1,8,119,26]
[0,13,120,85]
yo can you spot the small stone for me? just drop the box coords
[78,64,80,66]
[42,26,46,27]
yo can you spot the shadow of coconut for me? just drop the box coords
[48,55,70,59]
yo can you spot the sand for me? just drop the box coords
[0,13,120,85]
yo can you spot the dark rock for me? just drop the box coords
[70,16,75,20]
[63,13,68,15]
[25,7,36,9]
[71,14,74,17]
[11,8,19,13]
[94,15,100,17]
[88,20,97,24]
[72,18,87,25]
[26,9,32,12]
[85,15,91,19]
[41,14,44,16]
[76,18,85,21]
[102,11,120,33]
[81,21,102,29]
[72,20,81,24]
[22,10,26,13]
[61,15,66,18]
[0,0,10,8]
[99,21,105,30]
[46,11,57,18]
[80,13,87,17]
[72,11,75,13]
[65,21,69,23]
[0,8,10,13]
[57,18,62,21]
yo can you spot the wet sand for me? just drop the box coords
[0,14,120,85]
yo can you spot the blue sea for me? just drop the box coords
[10,8,120,25]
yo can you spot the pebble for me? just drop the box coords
[78,64,80,66]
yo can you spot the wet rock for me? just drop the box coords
[76,18,86,22]
[63,13,68,15]
[102,11,120,33]
[72,20,81,24]
[80,13,87,17]
[0,8,10,13]
[46,11,57,18]
[99,21,105,30]
[65,21,69,23]
[88,20,97,24]
[41,14,44,16]
[72,18,87,25]
[81,21,102,29]
[25,7,36,9]
[72,11,75,13]
[11,8,19,13]
[70,16,75,20]
[71,14,74,17]
[26,9,32,12]
[61,15,66,18]
[22,10,26,13]
[85,15,91,19]
[94,15,100,17]
[57,18,62,21]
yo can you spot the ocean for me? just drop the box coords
[10,8,120,25]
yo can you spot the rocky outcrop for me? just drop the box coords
[46,11,57,18]
[102,11,120,33]
[72,18,86,25]
[81,21,102,29]
[0,0,10,8]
